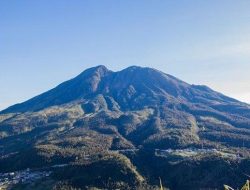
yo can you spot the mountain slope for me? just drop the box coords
[1,65,247,113]
[1,65,250,189]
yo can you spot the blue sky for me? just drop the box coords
[1,0,250,110]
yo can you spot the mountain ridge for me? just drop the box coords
[1,65,244,114]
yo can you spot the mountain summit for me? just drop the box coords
[1,66,250,189]
[1,65,243,114]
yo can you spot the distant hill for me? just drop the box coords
[1,65,250,190]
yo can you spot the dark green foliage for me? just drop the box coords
[52,153,143,189]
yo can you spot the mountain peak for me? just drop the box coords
[78,65,110,77]
[123,65,144,71]
[0,65,243,114]
[121,65,157,73]
[92,65,109,72]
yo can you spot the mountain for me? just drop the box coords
[1,65,250,190]
[1,65,245,114]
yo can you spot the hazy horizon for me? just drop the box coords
[1,1,250,110]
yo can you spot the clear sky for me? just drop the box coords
[1,0,250,110]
